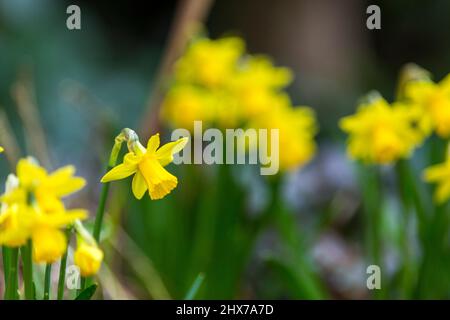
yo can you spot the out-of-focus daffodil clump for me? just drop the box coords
[161,36,317,171]
[340,64,450,298]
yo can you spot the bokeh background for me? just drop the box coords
[1,0,450,299]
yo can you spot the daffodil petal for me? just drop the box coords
[156,137,189,166]
[101,163,137,183]
[147,134,160,153]
[132,171,147,199]
[435,181,450,204]
[423,164,449,182]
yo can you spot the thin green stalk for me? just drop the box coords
[43,263,52,300]
[184,273,205,300]
[5,248,19,300]
[358,164,384,299]
[394,161,416,298]
[57,231,70,300]
[2,246,10,292]
[21,239,34,300]
[93,177,111,242]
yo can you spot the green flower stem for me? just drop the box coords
[21,239,34,300]
[57,230,71,300]
[358,164,384,299]
[5,248,19,300]
[85,131,133,290]
[2,246,10,292]
[43,263,52,300]
[93,130,129,243]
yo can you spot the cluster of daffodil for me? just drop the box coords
[340,65,450,298]
[0,152,104,299]
[161,36,317,171]
[0,128,187,300]
[340,66,450,203]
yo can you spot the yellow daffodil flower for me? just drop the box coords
[175,37,244,88]
[101,134,188,200]
[340,96,424,164]
[251,103,317,171]
[161,84,217,131]
[404,75,450,138]
[16,158,86,212]
[423,157,450,204]
[31,208,87,263]
[74,241,104,276]
[0,204,35,247]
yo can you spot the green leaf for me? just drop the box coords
[184,273,205,300]
[75,283,98,300]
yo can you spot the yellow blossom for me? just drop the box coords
[251,103,317,171]
[16,158,86,212]
[0,146,3,153]
[101,134,188,200]
[0,204,34,247]
[340,96,424,164]
[161,85,217,131]
[175,37,244,88]
[423,157,450,204]
[74,241,104,276]
[230,56,292,118]
[404,75,450,138]
[31,207,87,263]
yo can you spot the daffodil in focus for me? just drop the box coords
[404,75,450,138]
[74,241,104,276]
[423,156,450,204]
[101,133,188,200]
[340,95,424,164]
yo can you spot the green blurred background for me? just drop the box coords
[1,0,450,299]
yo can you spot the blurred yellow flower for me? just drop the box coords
[230,56,292,118]
[32,226,66,263]
[74,241,104,276]
[31,208,87,263]
[251,103,317,171]
[423,157,450,204]
[175,37,244,88]
[340,96,424,164]
[101,134,188,200]
[161,84,216,131]
[0,146,3,153]
[404,75,450,138]
[16,158,86,213]
[0,204,34,247]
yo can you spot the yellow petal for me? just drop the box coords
[0,146,4,153]
[435,181,450,204]
[138,157,178,200]
[147,134,160,153]
[16,158,47,189]
[423,164,450,182]
[32,227,67,263]
[44,166,86,197]
[101,163,137,183]
[156,137,189,167]
[37,209,88,228]
[74,242,104,277]
[132,171,147,199]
